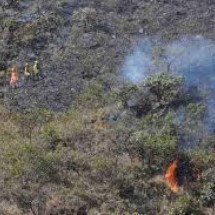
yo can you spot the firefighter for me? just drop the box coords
[24,63,32,82]
[33,60,42,80]
[10,66,19,88]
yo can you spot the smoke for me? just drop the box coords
[122,35,215,147]
[165,36,215,134]
[122,35,215,86]
[122,39,158,84]
[166,36,215,89]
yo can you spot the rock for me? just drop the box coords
[78,33,99,48]
[139,28,144,34]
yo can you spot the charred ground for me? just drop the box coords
[1,0,215,109]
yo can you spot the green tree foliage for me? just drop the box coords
[1,69,215,214]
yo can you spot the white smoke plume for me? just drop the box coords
[122,35,215,86]
[122,35,215,140]
[166,35,215,89]
[122,39,158,84]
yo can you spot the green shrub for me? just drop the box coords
[169,196,202,215]
[186,103,206,120]
[4,142,39,177]
[133,112,177,164]
[199,182,215,207]
[41,108,84,143]
[117,84,138,104]
[34,151,61,179]
[145,72,184,102]
[75,80,107,108]
[90,155,115,173]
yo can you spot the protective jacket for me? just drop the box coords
[24,64,31,76]
[33,61,40,75]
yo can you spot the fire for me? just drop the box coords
[10,66,19,88]
[165,160,180,193]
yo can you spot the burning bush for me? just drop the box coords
[165,154,201,193]
[165,160,180,193]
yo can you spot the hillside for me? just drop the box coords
[2,0,215,110]
[0,0,215,214]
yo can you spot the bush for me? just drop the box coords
[145,72,184,104]
[168,196,202,215]
[41,107,84,145]
[200,182,215,207]
[34,151,61,180]
[90,155,115,173]
[74,80,108,108]
[130,111,178,172]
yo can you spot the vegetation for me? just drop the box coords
[0,71,214,214]
[0,0,215,214]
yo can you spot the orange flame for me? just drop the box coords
[10,67,19,88]
[165,160,180,193]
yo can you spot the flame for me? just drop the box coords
[165,160,180,193]
[10,67,19,87]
